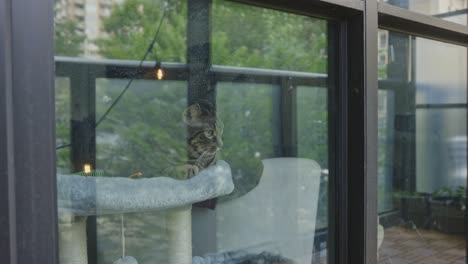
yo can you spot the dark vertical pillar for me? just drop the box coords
[280,77,298,157]
[187,0,216,209]
[466,82,468,262]
[0,0,58,263]
[347,0,378,262]
[363,1,378,262]
[466,20,468,261]
[70,65,96,173]
[327,19,348,264]
[272,84,284,156]
[187,0,213,105]
[347,13,366,264]
[70,64,97,264]
[0,0,15,262]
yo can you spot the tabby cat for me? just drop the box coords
[167,101,223,179]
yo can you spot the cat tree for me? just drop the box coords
[57,160,233,264]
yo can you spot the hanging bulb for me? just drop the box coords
[83,163,92,174]
[156,68,164,80]
[154,62,164,80]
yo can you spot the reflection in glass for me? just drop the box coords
[212,0,327,73]
[380,0,467,26]
[55,77,71,172]
[54,0,331,263]
[378,30,467,263]
[95,79,188,177]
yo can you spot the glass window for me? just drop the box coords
[380,0,468,26]
[54,0,332,263]
[377,30,467,263]
[55,77,72,172]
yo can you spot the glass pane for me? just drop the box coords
[212,1,327,73]
[95,79,188,177]
[378,30,467,263]
[380,0,468,26]
[54,0,332,264]
[296,86,329,232]
[56,77,72,172]
[54,0,187,60]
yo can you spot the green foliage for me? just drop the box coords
[217,83,275,199]
[296,87,328,167]
[393,191,426,199]
[433,185,466,200]
[55,78,71,171]
[54,18,85,56]
[97,0,187,62]
[95,79,189,177]
[432,186,466,210]
[212,0,327,72]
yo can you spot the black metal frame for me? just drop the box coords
[379,2,468,47]
[1,0,468,264]
[0,1,58,264]
[0,0,15,262]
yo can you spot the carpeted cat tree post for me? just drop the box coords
[167,206,192,264]
[57,161,233,264]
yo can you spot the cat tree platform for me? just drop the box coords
[57,161,234,264]
[57,160,234,216]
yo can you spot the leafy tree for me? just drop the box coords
[97,0,187,62]
[55,78,71,171]
[55,18,85,56]
[212,0,327,73]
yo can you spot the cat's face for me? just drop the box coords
[183,103,223,167]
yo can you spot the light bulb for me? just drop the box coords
[156,68,164,80]
[83,163,92,174]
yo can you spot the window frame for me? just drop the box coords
[0,0,467,264]
[0,0,58,264]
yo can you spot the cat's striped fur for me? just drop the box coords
[168,101,223,179]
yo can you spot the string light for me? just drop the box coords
[157,68,164,80]
[83,163,92,174]
[155,62,164,80]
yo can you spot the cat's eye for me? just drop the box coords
[204,130,215,139]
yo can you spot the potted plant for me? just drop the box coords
[430,186,466,234]
[393,191,431,228]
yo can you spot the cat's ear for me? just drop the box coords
[182,103,202,124]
